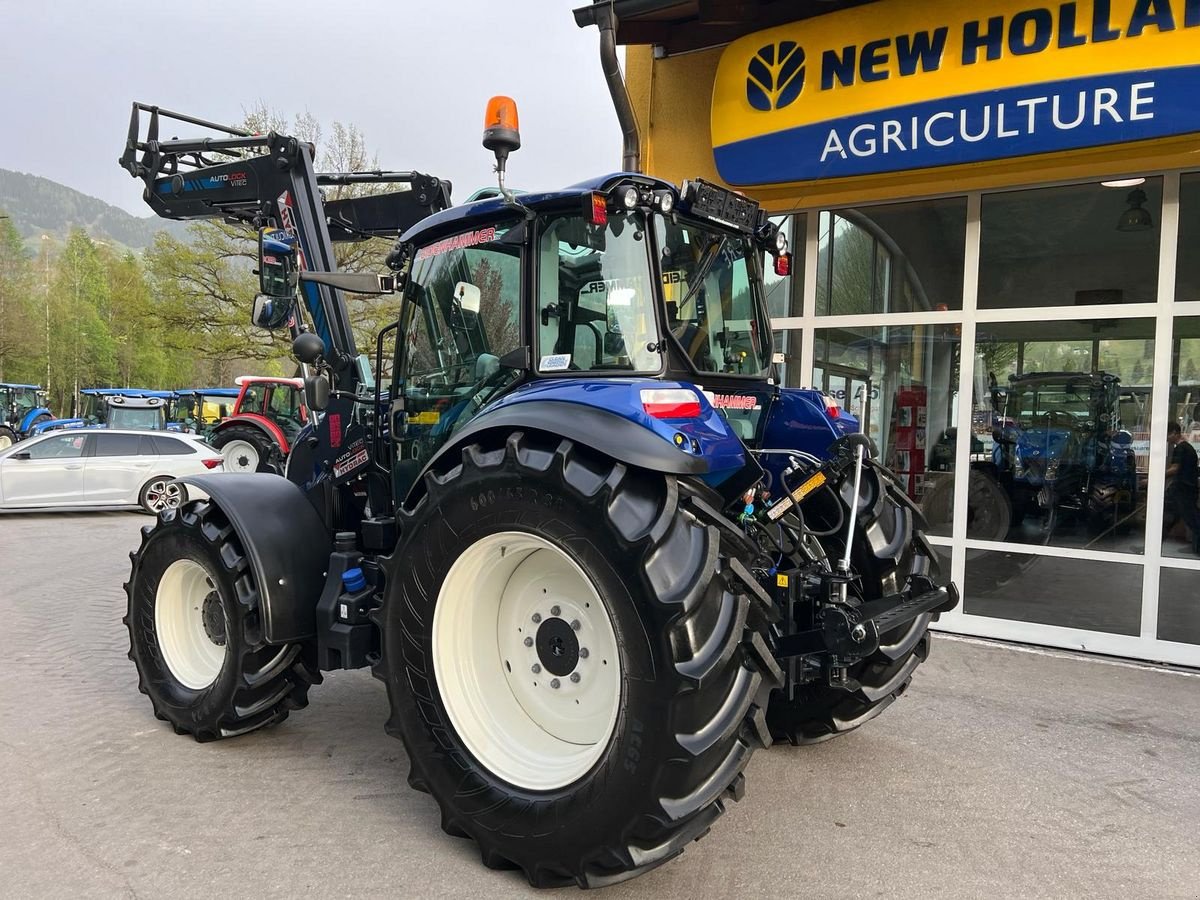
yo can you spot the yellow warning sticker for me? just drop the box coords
[776,574,789,588]
[411,411,441,425]
[793,471,827,501]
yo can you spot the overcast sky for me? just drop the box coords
[0,0,622,215]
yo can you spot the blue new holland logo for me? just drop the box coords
[746,42,806,111]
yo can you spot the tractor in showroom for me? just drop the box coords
[119,98,956,887]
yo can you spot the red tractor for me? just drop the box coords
[209,376,308,473]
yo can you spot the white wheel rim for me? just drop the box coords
[433,531,621,791]
[144,480,183,512]
[222,439,259,472]
[155,558,227,690]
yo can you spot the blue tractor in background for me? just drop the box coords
[119,99,955,887]
[0,382,54,449]
[31,387,174,435]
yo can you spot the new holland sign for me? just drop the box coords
[711,0,1200,185]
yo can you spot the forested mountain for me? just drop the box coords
[0,168,188,249]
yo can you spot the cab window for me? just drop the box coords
[537,211,660,374]
[395,222,522,490]
[655,219,771,377]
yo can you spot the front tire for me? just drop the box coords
[0,426,16,450]
[375,432,780,887]
[124,500,321,741]
[768,462,941,745]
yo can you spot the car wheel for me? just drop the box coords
[140,477,188,515]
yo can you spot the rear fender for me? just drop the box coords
[19,407,52,433]
[416,383,751,504]
[177,473,331,644]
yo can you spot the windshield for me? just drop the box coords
[655,218,771,377]
[537,210,661,374]
[999,382,1102,428]
[108,407,165,430]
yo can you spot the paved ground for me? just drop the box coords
[1,511,1198,899]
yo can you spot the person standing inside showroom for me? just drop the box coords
[1164,421,1200,554]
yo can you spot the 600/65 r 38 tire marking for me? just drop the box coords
[374,431,781,888]
[123,500,321,741]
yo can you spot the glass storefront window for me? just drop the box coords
[979,179,1162,310]
[1162,317,1200,561]
[972,319,1154,552]
[813,323,960,536]
[964,549,1142,635]
[816,197,966,315]
[1158,568,1200,645]
[1178,172,1200,302]
[773,329,803,388]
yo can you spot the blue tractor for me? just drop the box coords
[31,387,175,434]
[119,100,956,887]
[0,382,54,449]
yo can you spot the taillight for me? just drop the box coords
[641,388,702,419]
[202,458,223,469]
[822,393,840,419]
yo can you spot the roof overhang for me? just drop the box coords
[572,0,883,56]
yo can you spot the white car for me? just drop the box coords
[0,429,222,513]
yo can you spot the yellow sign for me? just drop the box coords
[712,0,1200,185]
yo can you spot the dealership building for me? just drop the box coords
[577,0,1200,665]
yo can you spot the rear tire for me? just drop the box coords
[0,426,16,450]
[212,425,276,474]
[375,432,780,887]
[124,499,321,741]
[768,462,940,745]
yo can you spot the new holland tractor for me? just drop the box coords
[119,98,957,887]
[0,383,53,448]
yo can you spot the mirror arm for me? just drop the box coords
[299,272,397,294]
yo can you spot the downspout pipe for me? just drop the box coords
[589,5,641,173]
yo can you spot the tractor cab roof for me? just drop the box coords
[0,382,40,389]
[176,387,241,398]
[399,172,677,245]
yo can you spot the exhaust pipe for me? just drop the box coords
[590,6,641,173]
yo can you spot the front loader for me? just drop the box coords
[120,97,957,887]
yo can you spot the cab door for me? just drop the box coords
[0,432,89,506]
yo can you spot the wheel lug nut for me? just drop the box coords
[532,613,542,624]
[550,605,561,616]
[523,636,534,647]
[531,664,541,674]
[579,648,589,659]
[570,619,581,631]
[570,672,581,683]
[550,678,561,689]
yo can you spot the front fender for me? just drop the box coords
[177,473,331,644]
[216,414,290,452]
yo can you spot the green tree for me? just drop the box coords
[0,212,38,383]
[47,230,118,412]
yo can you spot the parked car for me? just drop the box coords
[0,429,222,514]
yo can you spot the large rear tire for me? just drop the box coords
[375,432,780,887]
[124,499,321,741]
[212,425,277,474]
[767,462,940,745]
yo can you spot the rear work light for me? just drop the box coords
[586,192,607,227]
[202,458,223,469]
[641,388,702,419]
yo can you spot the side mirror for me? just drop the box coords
[252,294,293,330]
[258,227,297,298]
[13,451,31,460]
[453,282,481,314]
[304,374,330,412]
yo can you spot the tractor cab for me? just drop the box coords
[104,395,169,431]
[173,387,240,434]
[0,383,54,447]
